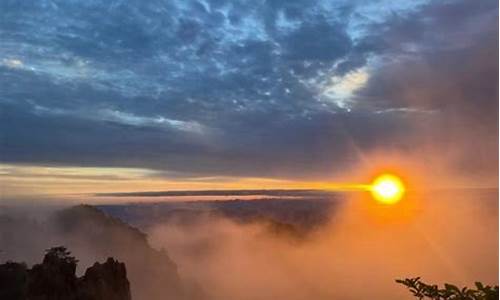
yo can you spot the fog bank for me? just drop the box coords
[148,190,498,300]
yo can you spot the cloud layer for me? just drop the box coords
[0,0,497,183]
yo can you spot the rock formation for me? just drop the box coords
[78,257,131,300]
[0,247,131,300]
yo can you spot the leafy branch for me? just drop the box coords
[396,277,499,300]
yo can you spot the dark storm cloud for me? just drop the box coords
[0,0,497,179]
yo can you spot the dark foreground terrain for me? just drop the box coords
[0,247,130,300]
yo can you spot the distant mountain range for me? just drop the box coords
[98,197,341,237]
[94,189,337,197]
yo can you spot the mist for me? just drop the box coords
[0,188,497,300]
[148,190,498,300]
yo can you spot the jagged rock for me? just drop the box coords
[0,261,28,300]
[0,247,131,300]
[27,247,79,300]
[78,258,131,300]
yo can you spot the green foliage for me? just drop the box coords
[396,277,499,300]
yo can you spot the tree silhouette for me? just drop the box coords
[43,246,78,266]
[396,277,499,300]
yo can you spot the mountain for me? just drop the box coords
[98,197,338,236]
[53,205,186,300]
[0,205,202,300]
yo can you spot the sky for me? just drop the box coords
[0,0,498,200]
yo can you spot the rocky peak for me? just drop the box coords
[0,247,131,300]
[78,258,131,300]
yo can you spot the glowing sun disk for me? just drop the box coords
[371,174,405,204]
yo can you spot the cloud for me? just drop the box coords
[0,0,497,185]
[320,68,370,110]
[1,58,24,69]
[354,0,498,181]
[93,109,208,134]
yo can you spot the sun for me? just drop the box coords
[370,174,405,204]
